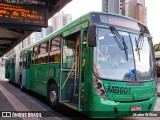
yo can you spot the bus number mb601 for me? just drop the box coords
[107,86,131,94]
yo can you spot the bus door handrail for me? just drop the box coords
[61,61,76,90]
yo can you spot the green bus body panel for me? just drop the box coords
[10,68,15,82]
[63,20,89,37]
[11,56,16,82]
[6,54,16,82]
[30,63,60,97]
[25,69,31,89]
[5,61,10,79]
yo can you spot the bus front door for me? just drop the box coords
[60,30,86,111]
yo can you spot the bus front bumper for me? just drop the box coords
[87,95,157,118]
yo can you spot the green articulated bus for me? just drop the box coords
[5,12,157,118]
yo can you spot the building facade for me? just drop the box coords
[102,0,126,16]
[50,11,72,32]
[102,0,147,25]
[21,26,53,49]
[127,0,147,25]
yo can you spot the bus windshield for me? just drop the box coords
[94,27,155,81]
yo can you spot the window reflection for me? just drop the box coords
[130,35,155,80]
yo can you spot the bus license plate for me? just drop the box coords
[130,106,141,111]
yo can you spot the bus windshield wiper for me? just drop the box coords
[135,33,144,61]
[109,26,128,61]
[137,33,144,50]
[135,38,140,61]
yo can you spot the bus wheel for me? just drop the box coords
[48,84,58,108]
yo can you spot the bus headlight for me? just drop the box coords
[94,82,102,89]
[97,89,105,96]
[94,78,107,98]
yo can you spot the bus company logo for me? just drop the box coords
[2,112,11,117]
[4,0,38,4]
[1,112,42,117]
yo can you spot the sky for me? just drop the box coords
[52,0,160,45]
[146,0,160,44]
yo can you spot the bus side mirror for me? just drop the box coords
[88,23,97,47]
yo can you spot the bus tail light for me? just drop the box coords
[94,78,107,98]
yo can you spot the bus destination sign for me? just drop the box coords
[92,13,141,31]
[0,3,48,27]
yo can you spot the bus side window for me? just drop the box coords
[12,59,15,68]
[49,37,60,63]
[32,46,38,64]
[28,51,31,68]
[38,42,49,64]
[22,53,26,69]
[12,59,14,69]
[19,55,23,68]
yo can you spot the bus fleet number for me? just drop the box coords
[107,86,131,94]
